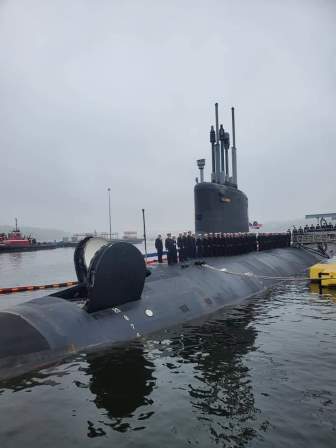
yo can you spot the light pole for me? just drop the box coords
[142,208,147,262]
[107,187,111,240]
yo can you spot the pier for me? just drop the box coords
[292,231,336,245]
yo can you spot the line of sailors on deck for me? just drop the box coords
[155,231,289,266]
[292,223,336,234]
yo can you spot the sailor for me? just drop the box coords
[234,233,239,254]
[208,233,214,257]
[242,233,248,253]
[310,224,315,232]
[316,223,321,232]
[177,233,184,262]
[187,231,194,258]
[182,232,188,260]
[286,229,291,244]
[220,233,225,256]
[165,233,174,265]
[250,232,257,252]
[258,233,264,251]
[202,234,209,257]
[212,233,217,256]
[226,233,231,256]
[214,233,220,256]
[155,234,163,263]
[172,236,178,264]
[191,233,197,258]
[287,231,291,247]
[196,234,203,257]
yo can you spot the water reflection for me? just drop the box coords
[309,283,336,302]
[168,303,267,446]
[85,343,156,435]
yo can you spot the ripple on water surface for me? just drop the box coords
[0,251,335,447]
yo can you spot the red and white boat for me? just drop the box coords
[249,221,263,230]
[0,220,32,248]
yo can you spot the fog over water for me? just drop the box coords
[0,0,335,235]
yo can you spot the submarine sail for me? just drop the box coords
[194,103,249,234]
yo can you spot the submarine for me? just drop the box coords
[0,103,321,380]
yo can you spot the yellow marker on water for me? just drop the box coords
[309,263,336,287]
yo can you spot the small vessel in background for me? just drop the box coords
[0,218,33,248]
[249,221,263,230]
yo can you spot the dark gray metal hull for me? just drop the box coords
[194,182,249,233]
[0,247,319,380]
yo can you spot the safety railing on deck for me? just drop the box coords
[292,231,336,245]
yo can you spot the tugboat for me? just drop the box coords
[0,219,33,249]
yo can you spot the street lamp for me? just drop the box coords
[107,187,111,240]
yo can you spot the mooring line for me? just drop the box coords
[203,264,310,281]
[0,281,79,295]
[0,257,166,295]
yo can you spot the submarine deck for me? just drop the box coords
[0,247,320,379]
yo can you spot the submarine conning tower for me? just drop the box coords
[194,103,249,234]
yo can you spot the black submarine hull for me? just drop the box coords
[0,247,319,379]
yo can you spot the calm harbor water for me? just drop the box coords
[0,248,335,447]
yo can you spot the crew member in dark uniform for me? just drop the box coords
[203,234,209,257]
[191,234,197,258]
[208,233,214,257]
[187,231,193,259]
[220,233,226,256]
[165,233,174,265]
[177,233,184,262]
[213,233,218,256]
[182,232,188,260]
[155,234,163,263]
[196,234,203,257]
[172,236,178,264]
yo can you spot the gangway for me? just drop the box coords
[292,231,336,258]
[293,231,336,245]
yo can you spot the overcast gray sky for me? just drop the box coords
[0,0,335,235]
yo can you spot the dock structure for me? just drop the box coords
[292,231,336,245]
[305,212,336,226]
[292,230,336,258]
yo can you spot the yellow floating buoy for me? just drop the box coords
[309,263,336,287]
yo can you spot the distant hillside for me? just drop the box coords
[0,225,71,242]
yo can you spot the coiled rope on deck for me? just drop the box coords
[202,264,310,281]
